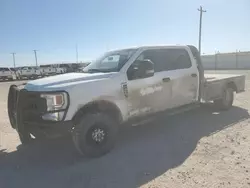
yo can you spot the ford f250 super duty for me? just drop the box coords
[8,45,245,157]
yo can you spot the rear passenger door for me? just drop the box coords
[166,48,199,107]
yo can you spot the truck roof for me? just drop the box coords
[110,45,191,52]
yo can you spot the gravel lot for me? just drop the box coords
[0,70,250,188]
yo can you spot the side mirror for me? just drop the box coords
[128,59,154,80]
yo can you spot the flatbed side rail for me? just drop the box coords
[202,74,246,102]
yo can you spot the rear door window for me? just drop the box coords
[168,49,192,70]
[136,48,192,72]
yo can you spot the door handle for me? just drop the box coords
[162,77,171,82]
[191,73,197,77]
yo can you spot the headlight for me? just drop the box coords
[41,92,68,111]
[41,92,68,121]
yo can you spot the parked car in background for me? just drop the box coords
[57,64,71,73]
[40,65,57,76]
[53,64,66,74]
[0,67,17,80]
[75,62,91,72]
[17,66,42,79]
[9,68,19,78]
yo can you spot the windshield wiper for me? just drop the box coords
[85,68,116,73]
[87,69,105,73]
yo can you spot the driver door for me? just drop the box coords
[125,48,172,118]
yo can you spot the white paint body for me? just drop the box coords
[55,67,66,74]
[24,45,200,121]
[40,66,57,76]
[0,68,16,80]
[18,67,42,78]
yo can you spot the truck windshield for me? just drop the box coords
[82,49,137,73]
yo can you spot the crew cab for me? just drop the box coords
[0,67,16,80]
[17,66,42,79]
[8,45,245,157]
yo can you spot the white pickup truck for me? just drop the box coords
[40,65,57,76]
[8,45,245,157]
[17,66,42,79]
[0,67,17,80]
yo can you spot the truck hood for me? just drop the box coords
[25,72,117,91]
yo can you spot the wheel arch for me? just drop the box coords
[227,81,237,92]
[72,100,123,125]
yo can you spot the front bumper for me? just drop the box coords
[7,84,72,136]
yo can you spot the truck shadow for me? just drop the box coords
[0,106,249,188]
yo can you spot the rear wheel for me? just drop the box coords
[72,113,118,157]
[214,87,234,110]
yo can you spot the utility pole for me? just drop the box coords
[197,6,206,55]
[33,50,38,67]
[76,44,78,63]
[11,53,16,68]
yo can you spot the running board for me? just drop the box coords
[167,103,200,116]
[130,103,200,127]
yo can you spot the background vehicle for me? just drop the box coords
[17,66,42,79]
[8,45,245,158]
[0,67,16,80]
[53,64,66,74]
[58,64,72,73]
[75,62,91,72]
[40,65,57,76]
[56,67,66,74]
[10,68,19,79]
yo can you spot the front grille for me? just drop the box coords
[24,92,43,110]
[21,91,47,121]
[8,85,47,125]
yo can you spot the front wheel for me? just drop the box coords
[214,87,234,110]
[72,113,118,158]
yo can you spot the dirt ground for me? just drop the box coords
[0,70,250,188]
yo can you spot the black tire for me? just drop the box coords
[214,87,234,110]
[72,113,118,157]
